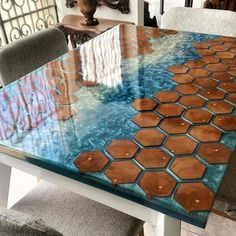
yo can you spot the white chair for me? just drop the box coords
[160,7,236,37]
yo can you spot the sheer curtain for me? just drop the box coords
[147,0,205,26]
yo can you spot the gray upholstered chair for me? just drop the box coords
[213,149,236,219]
[1,181,144,236]
[160,7,236,37]
[0,27,68,86]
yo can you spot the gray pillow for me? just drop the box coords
[0,208,63,236]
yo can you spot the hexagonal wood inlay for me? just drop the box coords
[175,84,199,95]
[213,115,236,131]
[132,112,161,128]
[194,78,218,88]
[221,59,236,67]
[156,103,184,117]
[164,135,198,155]
[131,98,157,111]
[226,93,236,104]
[228,67,236,76]
[170,157,206,179]
[198,143,232,164]
[106,140,139,159]
[211,72,234,82]
[200,56,220,64]
[183,109,212,124]
[207,39,223,45]
[185,60,205,69]
[210,45,229,52]
[192,42,210,49]
[139,171,176,197]
[175,183,215,213]
[160,118,190,134]
[74,151,109,173]
[189,68,211,77]
[190,125,222,142]
[200,88,225,100]
[134,129,166,147]
[155,91,180,103]
[216,52,235,59]
[136,148,171,168]
[196,49,215,56]
[179,95,206,108]
[168,65,189,74]
[104,160,141,184]
[171,74,194,84]
[206,63,228,72]
[206,100,234,114]
[218,82,236,92]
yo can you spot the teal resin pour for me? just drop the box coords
[0,25,235,228]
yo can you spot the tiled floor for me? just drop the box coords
[9,168,236,236]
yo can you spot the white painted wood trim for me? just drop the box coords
[0,162,11,208]
[0,152,181,236]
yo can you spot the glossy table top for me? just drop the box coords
[0,24,236,228]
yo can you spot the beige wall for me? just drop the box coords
[55,0,144,25]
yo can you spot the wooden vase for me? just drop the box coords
[78,0,99,26]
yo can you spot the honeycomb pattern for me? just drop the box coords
[179,95,206,108]
[74,151,109,173]
[170,157,206,179]
[132,112,161,128]
[213,115,236,131]
[134,128,166,146]
[156,103,184,117]
[198,143,232,164]
[155,91,180,103]
[139,171,176,198]
[104,160,141,184]
[164,135,198,155]
[132,98,157,111]
[73,27,236,222]
[190,125,222,142]
[160,118,190,134]
[183,109,212,124]
[175,183,215,213]
[136,148,171,168]
[106,140,139,159]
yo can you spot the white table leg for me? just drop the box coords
[153,213,181,236]
[0,162,11,208]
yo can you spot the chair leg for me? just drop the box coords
[139,227,145,236]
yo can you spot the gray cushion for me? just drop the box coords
[0,208,63,236]
[161,7,236,37]
[12,181,144,236]
[0,27,68,86]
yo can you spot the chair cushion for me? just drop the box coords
[160,7,236,37]
[0,27,68,86]
[0,208,63,236]
[12,181,144,236]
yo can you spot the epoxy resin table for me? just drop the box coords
[0,24,235,228]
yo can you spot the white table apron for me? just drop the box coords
[0,152,181,236]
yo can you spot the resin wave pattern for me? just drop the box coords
[0,24,235,228]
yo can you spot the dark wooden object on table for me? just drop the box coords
[204,0,236,11]
[56,15,128,48]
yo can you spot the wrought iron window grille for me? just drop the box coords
[0,0,58,48]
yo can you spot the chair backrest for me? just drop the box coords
[0,27,68,86]
[160,7,236,37]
